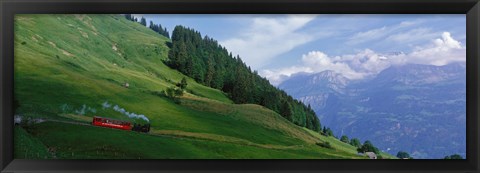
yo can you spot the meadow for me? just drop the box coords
[14,14,394,159]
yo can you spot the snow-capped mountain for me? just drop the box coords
[279,63,466,159]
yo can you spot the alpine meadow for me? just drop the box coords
[14,14,400,159]
[14,14,464,160]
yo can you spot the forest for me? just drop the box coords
[165,25,321,132]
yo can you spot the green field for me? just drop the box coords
[13,14,393,159]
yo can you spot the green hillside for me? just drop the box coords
[13,14,391,159]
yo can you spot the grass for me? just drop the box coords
[14,126,53,159]
[303,128,397,159]
[20,121,364,159]
[13,14,388,159]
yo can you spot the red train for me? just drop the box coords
[92,116,150,132]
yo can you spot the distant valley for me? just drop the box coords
[279,63,466,159]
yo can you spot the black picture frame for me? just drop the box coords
[1,0,479,172]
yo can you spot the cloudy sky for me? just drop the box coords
[135,14,466,85]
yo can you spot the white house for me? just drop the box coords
[365,152,377,159]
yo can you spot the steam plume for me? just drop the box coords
[112,104,150,122]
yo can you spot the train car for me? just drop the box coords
[132,123,151,133]
[92,116,132,130]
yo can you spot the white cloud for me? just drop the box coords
[347,19,420,45]
[301,51,369,79]
[347,26,388,45]
[263,32,465,85]
[390,32,465,66]
[385,28,439,43]
[220,15,327,69]
[262,66,313,86]
[262,49,385,85]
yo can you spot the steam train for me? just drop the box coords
[92,116,150,133]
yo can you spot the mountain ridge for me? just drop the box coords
[279,63,466,158]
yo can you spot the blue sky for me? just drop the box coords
[134,14,466,85]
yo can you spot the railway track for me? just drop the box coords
[39,118,200,141]
[35,118,304,150]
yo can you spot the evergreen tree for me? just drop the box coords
[325,128,333,136]
[396,151,410,159]
[177,77,188,90]
[205,57,215,86]
[149,21,154,29]
[163,27,170,38]
[173,41,188,71]
[125,14,132,21]
[349,138,361,148]
[340,135,349,143]
[358,140,380,154]
[280,100,293,121]
[140,17,147,26]
[232,65,249,103]
[165,25,324,132]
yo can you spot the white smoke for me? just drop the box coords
[61,103,97,115]
[61,101,149,122]
[75,104,87,115]
[102,101,112,109]
[14,115,22,125]
[112,104,150,122]
[60,104,70,113]
[88,107,97,114]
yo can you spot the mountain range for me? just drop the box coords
[279,63,466,159]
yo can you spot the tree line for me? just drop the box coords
[339,134,383,157]
[165,25,321,132]
[119,20,428,159]
[124,14,170,38]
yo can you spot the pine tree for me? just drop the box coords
[149,21,154,29]
[340,135,349,143]
[396,151,410,159]
[165,25,325,132]
[350,138,361,148]
[140,17,147,26]
[125,14,132,21]
[358,141,380,154]
[177,42,188,72]
[175,77,188,90]
[326,128,333,136]
[164,27,170,38]
[280,100,293,121]
[205,57,215,86]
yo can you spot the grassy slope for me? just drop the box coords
[22,121,364,159]
[13,14,382,159]
[303,128,397,159]
[14,126,53,159]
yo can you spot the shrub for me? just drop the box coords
[164,86,184,104]
[444,154,463,159]
[396,151,410,159]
